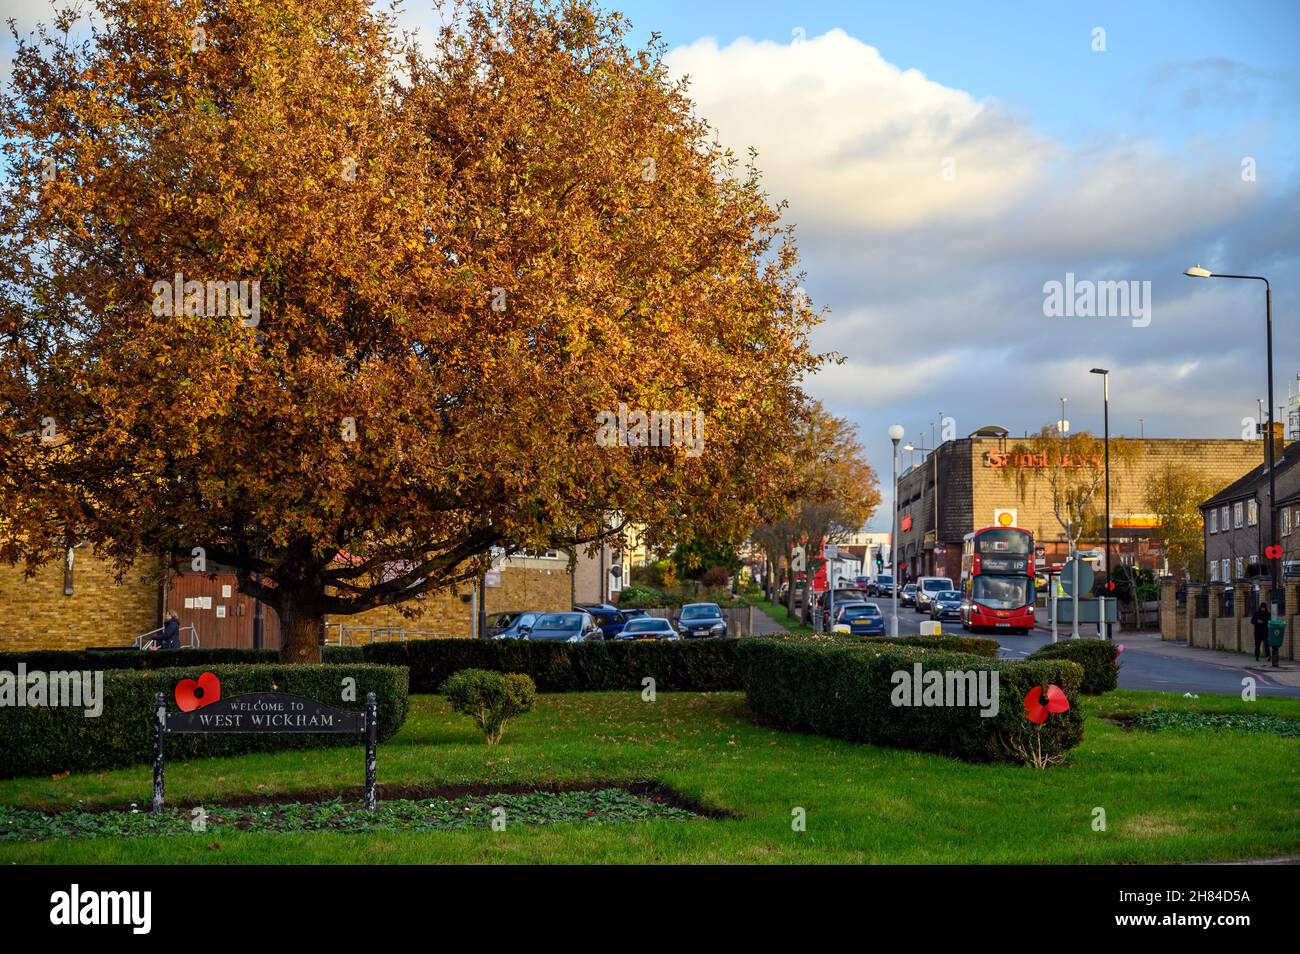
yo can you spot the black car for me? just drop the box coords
[676,602,728,638]
[526,612,603,642]
[486,611,540,639]
[929,590,964,622]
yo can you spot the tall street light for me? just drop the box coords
[1090,368,1112,625]
[1184,264,1278,606]
[889,424,905,637]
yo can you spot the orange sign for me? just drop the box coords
[901,514,912,532]
[985,451,1102,469]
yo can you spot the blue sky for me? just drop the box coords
[607,1,1300,527]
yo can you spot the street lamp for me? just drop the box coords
[1090,368,1112,628]
[1184,264,1279,606]
[889,423,905,637]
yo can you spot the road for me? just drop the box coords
[876,603,1300,699]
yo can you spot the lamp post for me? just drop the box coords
[1090,368,1111,640]
[1090,368,1111,601]
[889,424,905,637]
[1184,265,1278,606]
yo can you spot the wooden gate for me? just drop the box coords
[164,571,281,649]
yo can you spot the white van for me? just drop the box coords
[914,576,955,613]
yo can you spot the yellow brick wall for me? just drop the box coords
[335,564,571,639]
[0,551,160,653]
[971,439,1264,547]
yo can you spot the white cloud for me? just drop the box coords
[665,29,1051,232]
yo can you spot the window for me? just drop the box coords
[1248,499,1258,526]
[1233,502,1244,529]
[1209,509,1218,533]
[1209,561,1218,582]
[1285,508,1294,537]
[1251,554,1258,570]
[1222,558,1231,581]
[1235,557,1244,579]
[1222,506,1230,530]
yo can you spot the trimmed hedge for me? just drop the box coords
[362,638,742,693]
[738,639,1085,763]
[0,664,409,780]
[1027,640,1120,695]
[0,648,280,672]
[852,634,999,657]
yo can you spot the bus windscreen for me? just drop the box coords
[977,530,1031,555]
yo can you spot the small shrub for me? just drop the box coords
[1027,640,1119,694]
[441,669,536,744]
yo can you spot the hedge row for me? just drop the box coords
[842,634,999,657]
[361,638,743,693]
[0,647,282,672]
[0,664,409,780]
[1027,640,1120,695]
[738,639,1085,763]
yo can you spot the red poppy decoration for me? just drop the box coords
[175,672,221,712]
[1265,545,1283,560]
[1024,684,1070,725]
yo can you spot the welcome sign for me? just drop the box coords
[152,674,378,813]
[167,692,364,734]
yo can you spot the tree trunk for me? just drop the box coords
[785,545,797,618]
[279,596,325,664]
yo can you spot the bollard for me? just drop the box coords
[152,692,166,813]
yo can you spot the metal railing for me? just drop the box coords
[132,624,200,650]
[326,624,451,646]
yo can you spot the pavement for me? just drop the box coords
[752,603,1300,699]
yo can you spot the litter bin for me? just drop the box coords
[1267,619,1287,667]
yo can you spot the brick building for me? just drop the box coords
[893,429,1265,583]
[1201,438,1300,584]
[0,549,572,652]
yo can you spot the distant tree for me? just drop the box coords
[997,427,1139,578]
[1144,463,1216,583]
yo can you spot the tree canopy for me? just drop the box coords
[0,0,822,660]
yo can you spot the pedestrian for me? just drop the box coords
[160,610,181,650]
[1250,600,1271,662]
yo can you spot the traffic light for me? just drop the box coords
[875,550,884,570]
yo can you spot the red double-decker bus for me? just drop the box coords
[959,526,1036,634]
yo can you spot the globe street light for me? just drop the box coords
[1184,264,1279,606]
[889,424,905,636]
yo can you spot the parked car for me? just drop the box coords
[820,588,870,629]
[574,604,627,639]
[620,608,650,621]
[915,576,955,614]
[487,611,540,639]
[928,590,963,622]
[870,575,895,597]
[900,583,918,607]
[830,600,886,636]
[526,611,603,642]
[779,581,806,608]
[676,602,728,638]
[616,616,679,640]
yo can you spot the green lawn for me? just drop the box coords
[1,690,1297,864]
[752,598,813,634]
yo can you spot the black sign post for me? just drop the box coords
[151,691,378,813]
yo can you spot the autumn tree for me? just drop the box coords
[997,426,1138,579]
[0,0,821,661]
[750,402,880,621]
[1144,464,1216,583]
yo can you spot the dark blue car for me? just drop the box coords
[574,604,627,640]
[833,601,885,636]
